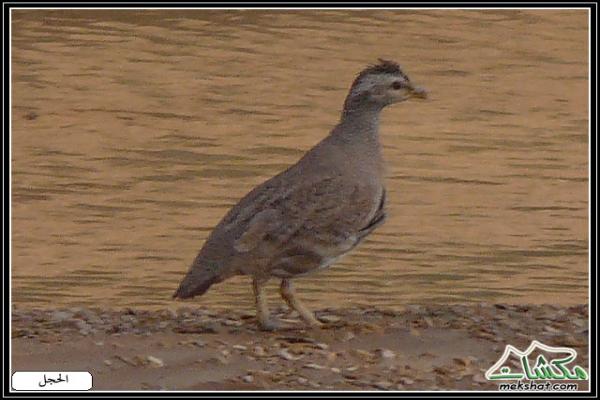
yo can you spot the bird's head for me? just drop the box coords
[343,59,427,113]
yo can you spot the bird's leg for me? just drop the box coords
[280,279,323,328]
[252,276,279,331]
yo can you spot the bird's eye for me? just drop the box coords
[392,81,403,90]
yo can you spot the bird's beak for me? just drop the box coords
[408,85,428,99]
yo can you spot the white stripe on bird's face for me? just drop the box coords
[349,73,412,105]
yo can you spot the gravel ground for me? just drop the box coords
[11,304,589,391]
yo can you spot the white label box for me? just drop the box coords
[12,372,92,391]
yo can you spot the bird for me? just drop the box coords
[173,59,427,331]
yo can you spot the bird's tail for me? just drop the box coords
[172,267,219,299]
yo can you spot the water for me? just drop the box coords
[11,9,589,310]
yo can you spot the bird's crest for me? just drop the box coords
[350,59,408,89]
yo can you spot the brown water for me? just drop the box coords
[11,9,589,311]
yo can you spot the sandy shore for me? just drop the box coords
[11,304,588,391]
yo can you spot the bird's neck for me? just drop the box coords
[332,104,383,148]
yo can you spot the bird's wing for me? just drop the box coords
[232,175,383,255]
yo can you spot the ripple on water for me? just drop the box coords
[10,9,589,309]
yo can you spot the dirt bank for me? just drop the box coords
[11,304,589,391]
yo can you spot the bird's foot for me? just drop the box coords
[301,316,324,329]
[259,318,301,331]
[258,318,281,331]
[259,317,312,331]
[318,321,346,330]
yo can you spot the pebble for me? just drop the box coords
[406,305,425,313]
[562,334,586,347]
[206,355,229,365]
[147,356,164,368]
[544,325,561,334]
[277,348,302,361]
[352,349,374,361]
[239,310,255,319]
[374,381,392,390]
[253,346,266,357]
[120,314,136,323]
[242,375,254,383]
[452,357,473,367]
[342,371,358,380]
[304,363,326,370]
[114,355,138,366]
[378,348,396,359]
[319,315,341,323]
[176,306,194,317]
[173,323,218,334]
[49,310,74,323]
[573,318,587,328]
[74,318,92,336]
[399,377,414,385]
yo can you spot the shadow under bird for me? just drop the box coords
[173,59,427,330]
